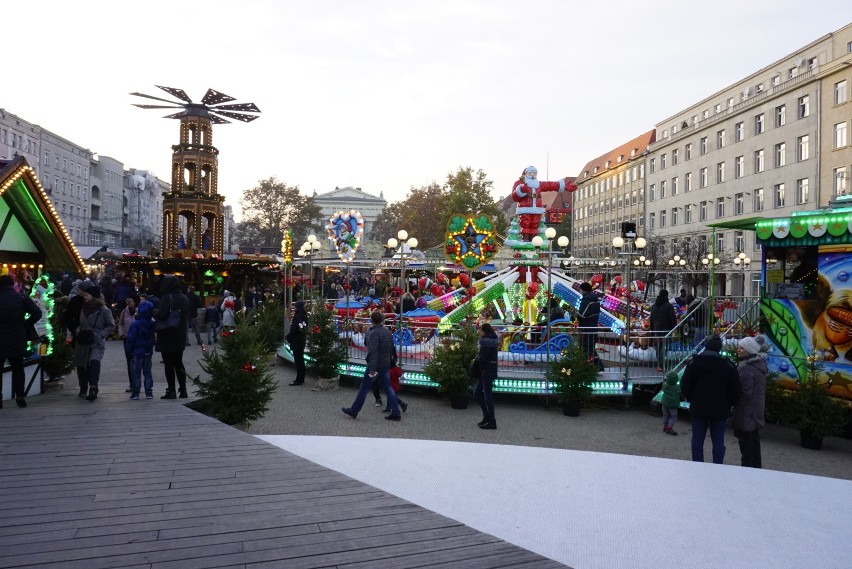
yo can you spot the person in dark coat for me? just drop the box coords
[681,335,741,464]
[185,286,203,346]
[473,323,500,429]
[649,289,677,371]
[155,275,190,399]
[733,335,768,468]
[0,275,42,408]
[72,286,115,401]
[285,300,309,386]
[126,300,156,400]
[342,310,400,420]
[577,282,601,360]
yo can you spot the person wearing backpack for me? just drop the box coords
[155,276,190,399]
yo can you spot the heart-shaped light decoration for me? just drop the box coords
[326,209,364,262]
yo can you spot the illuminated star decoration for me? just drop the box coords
[444,214,498,269]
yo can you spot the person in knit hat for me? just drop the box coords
[733,335,768,468]
[660,371,682,435]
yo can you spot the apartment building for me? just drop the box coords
[645,23,852,295]
[572,130,655,259]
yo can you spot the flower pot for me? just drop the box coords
[562,399,581,417]
[799,430,823,450]
[450,394,469,409]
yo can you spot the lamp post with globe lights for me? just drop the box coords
[733,252,751,296]
[668,255,687,292]
[532,227,570,365]
[387,230,418,357]
[613,229,647,391]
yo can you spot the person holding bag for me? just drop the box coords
[155,275,190,399]
[0,275,42,408]
[72,286,115,401]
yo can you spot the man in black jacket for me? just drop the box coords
[577,282,601,360]
[681,335,741,464]
[342,311,400,420]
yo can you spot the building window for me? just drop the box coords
[834,122,847,148]
[788,67,798,79]
[716,197,725,218]
[700,167,708,188]
[672,208,679,226]
[649,184,656,201]
[735,122,744,142]
[774,143,786,167]
[797,135,809,161]
[660,180,667,198]
[798,95,810,118]
[717,129,726,149]
[735,231,745,253]
[755,113,764,134]
[650,158,655,173]
[775,105,786,127]
[700,137,708,155]
[835,80,847,105]
[834,167,847,196]
[699,201,708,221]
[716,162,725,183]
[734,193,745,215]
[685,204,693,223]
[649,212,655,229]
[672,148,679,165]
[797,178,809,204]
[717,232,726,253]
[685,172,693,192]
[774,183,786,208]
[660,209,667,227]
[715,103,721,114]
[661,153,667,169]
[672,177,679,195]
[685,143,692,160]
[735,156,744,178]
[754,188,764,211]
[755,149,764,173]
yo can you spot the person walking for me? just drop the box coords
[660,371,682,435]
[342,310,400,420]
[285,300,308,386]
[650,289,677,372]
[733,335,768,468]
[185,286,203,346]
[204,299,221,344]
[126,300,156,400]
[681,335,741,464]
[577,282,601,361]
[383,353,408,414]
[472,322,500,430]
[72,286,115,401]
[117,294,140,393]
[0,275,42,408]
[221,290,237,331]
[155,275,190,399]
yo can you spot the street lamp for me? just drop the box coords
[667,255,687,292]
[733,252,752,296]
[534,228,569,367]
[387,230,418,358]
[613,232,647,390]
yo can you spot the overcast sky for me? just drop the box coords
[3,2,848,219]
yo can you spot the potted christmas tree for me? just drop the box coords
[423,323,479,409]
[787,356,848,450]
[306,300,348,387]
[545,339,598,416]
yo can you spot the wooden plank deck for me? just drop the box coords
[0,386,567,569]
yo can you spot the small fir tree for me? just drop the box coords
[306,301,348,379]
[250,301,287,353]
[193,320,278,426]
[545,339,598,405]
[423,323,479,396]
[40,296,75,380]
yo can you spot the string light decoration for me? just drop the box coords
[443,214,498,269]
[326,210,364,262]
[29,275,55,356]
[282,229,294,265]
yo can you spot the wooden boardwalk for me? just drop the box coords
[0,386,567,569]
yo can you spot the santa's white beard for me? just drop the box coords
[524,177,540,189]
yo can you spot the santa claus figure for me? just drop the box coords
[511,165,576,241]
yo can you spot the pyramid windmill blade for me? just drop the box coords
[213,102,261,113]
[130,92,183,104]
[212,110,260,123]
[132,104,184,109]
[156,85,193,103]
[163,112,188,120]
[201,89,236,106]
[209,115,230,124]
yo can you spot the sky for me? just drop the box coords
[2,2,849,221]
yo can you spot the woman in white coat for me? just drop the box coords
[221,290,237,329]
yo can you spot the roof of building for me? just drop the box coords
[575,130,656,181]
[313,186,387,204]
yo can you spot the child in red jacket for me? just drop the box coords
[383,355,408,413]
